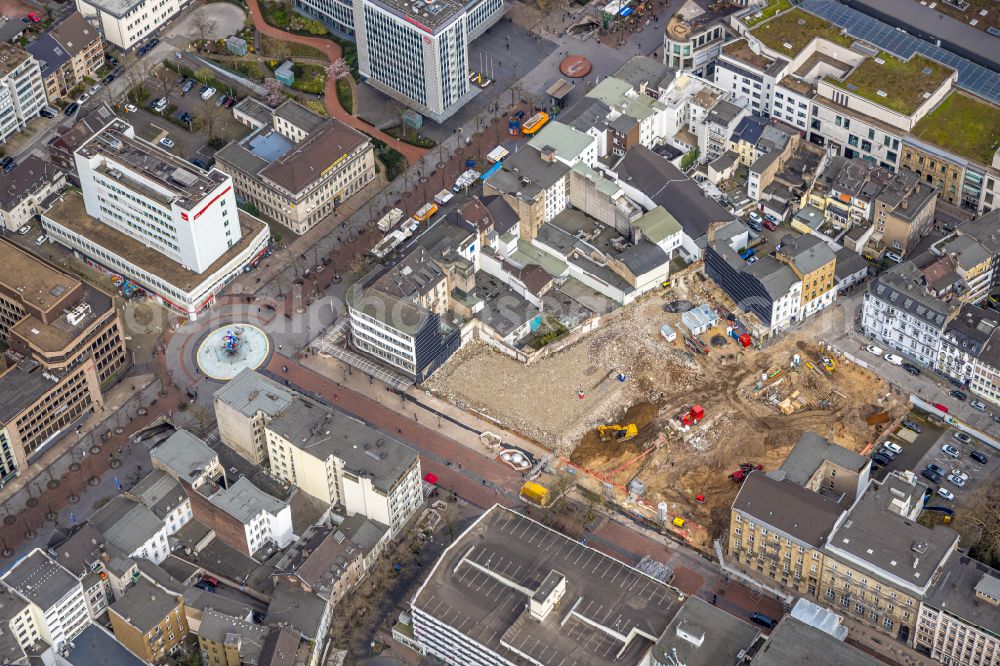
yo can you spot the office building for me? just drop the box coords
[650,596,760,666]
[0,156,66,233]
[1,549,90,650]
[74,0,191,49]
[0,239,128,482]
[663,0,748,77]
[0,43,46,145]
[214,368,293,465]
[352,0,503,122]
[265,392,423,537]
[412,504,682,665]
[43,119,270,320]
[108,580,188,662]
[89,495,171,565]
[215,101,375,235]
[26,12,103,102]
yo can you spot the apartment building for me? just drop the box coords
[150,429,225,490]
[127,469,193,537]
[861,260,960,367]
[970,331,1000,408]
[109,580,188,662]
[411,505,683,665]
[26,12,103,102]
[215,101,375,235]
[0,156,65,232]
[728,472,844,598]
[198,609,268,666]
[75,0,191,49]
[194,477,294,557]
[936,305,996,388]
[213,367,293,465]
[89,495,171,564]
[915,556,1000,666]
[778,432,870,505]
[0,239,128,482]
[265,392,423,537]
[43,119,270,320]
[350,0,502,122]
[484,145,571,240]
[821,473,959,643]
[1,549,90,651]
[265,581,332,666]
[0,43,46,145]
[700,99,746,161]
[774,233,837,319]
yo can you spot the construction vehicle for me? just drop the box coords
[820,356,835,372]
[597,423,638,442]
[676,404,705,427]
[684,334,710,355]
[520,481,551,506]
[729,462,763,483]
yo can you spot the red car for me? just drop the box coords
[762,219,777,231]
[27,12,41,22]
[932,403,949,413]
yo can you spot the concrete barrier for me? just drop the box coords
[909,395,1000,452]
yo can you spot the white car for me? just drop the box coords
[950,469,969,482]
[201,87,216,100]
[937,487,955,501]
[88,83,102,95]
[883,441,902,455]
[865,344,883,356]
[17,225,30,235]
[946,473,966,488]
[34,234,47,246]
[970,399,987,411]
[124,103,138,113]
[159,137,174,148]
[942,444,960,458]
[77,92,90,103]
[884,353,904,366]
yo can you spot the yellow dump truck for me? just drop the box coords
[520,481,551,506]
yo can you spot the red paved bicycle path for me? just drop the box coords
[244,0,428,166]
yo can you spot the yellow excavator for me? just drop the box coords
[597,423,638,442]
[820,356,836,372]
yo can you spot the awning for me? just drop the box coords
[423,473,439,484]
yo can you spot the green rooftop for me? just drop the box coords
[750,7,851,58]
[828,52,954,116]
[912,91,1000,165]
[634,206,682,243]
[742,0,791,28]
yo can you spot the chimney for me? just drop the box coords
[900,198,908,210]
[540,146,557,163]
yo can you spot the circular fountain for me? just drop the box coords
[196,324,270,380]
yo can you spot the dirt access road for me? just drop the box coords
[243,0,427,165]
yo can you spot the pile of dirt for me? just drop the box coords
[570,402,659,469]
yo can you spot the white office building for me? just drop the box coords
[352,0,503,122]
[2,549,90,651]
[0,44,47,144]
[43,119,270,319]
[74,0,191,49]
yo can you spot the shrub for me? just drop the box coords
[335,78,352,114]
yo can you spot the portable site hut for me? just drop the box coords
[681,304,718,336]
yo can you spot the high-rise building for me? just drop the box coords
[42,119,270,319]
[0,43,47,144]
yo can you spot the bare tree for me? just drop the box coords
[199,97,223,141]
[191,14,217,47]
[187,403,214,437]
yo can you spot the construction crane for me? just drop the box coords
[598,423,638,442]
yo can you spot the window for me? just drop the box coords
[883,617,893,630]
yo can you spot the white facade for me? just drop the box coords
[75,0,191,49]
[916,603,1000,666]
[811,100,904,171]
[163,496,193,537]
[861,281,952,368]
[0,45,47,144]
[771,280,804,334]
[131,523,171,565]
[2,550,90,651]
[799,284,837,319]
[353,0,502,122]
[772,83,811,132]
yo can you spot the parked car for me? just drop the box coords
[970,399,986,411]
[946,473,966,488]
[949,389,967,401]
[103,74,115,84]
[750,612,777,630]
[949,377,963,388]
[201,86,216,100]
[883,441,902,455]
[193,581,215,592]
[885,251,903,263]
[933,403,949,413]
[871,452,892,466]
[39,107,55,118]
[64,102,79,115]
[0,156,13,170]
[190,158,209,169]
[937,487,955,501]
[2,159,15,173]
[902,363,920,375]
[27,12,40,22]
[159,137,174,148]
[124,103,137,113]
[17,225,30,236]
[182,79,196,94]
[764,213,779,225]
[865,344,883,356]
[921,469,943,484]
[950,469,969,483]
[927,463,947,476]
[77,92,89,103]
[34,234,47,246]
[762,218,777,231]
[901,419,922,433]
[151,97,167,112]
[884,353,904,366]
[942,443,961,458]
[224,97,237,108]
[970,450,989,464]
[216,94,229,107]
[200,575,220,587]
[746,256,758,265]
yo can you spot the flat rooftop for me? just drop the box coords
[651,597,760,666]
[732,472,844,547]
[413,505,682,666]
[752,616,882,665]
[10,285,114,356]
[667,0,743,39]
[368,0,468,34]
[208,477,286,523]
[0,43,30,78]
[151,429,217,483]
[2,550,80,610]
[65,624,147,666]
[750,7,852,58]
[77,119,229,210]
[924,554,1000,636]
[912,91,1000,165]
[0,238,79,315]
[828,52,953,116]
[110,580,179,633]
[44,191,267,293]
[0,360,57,427]
[722,39,785,76]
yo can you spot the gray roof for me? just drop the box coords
[651,597,759,666]
[940,234,991,271]
[26,33,71,77]
[615,146,734,240]
[482,196,519,235]
[0,359,58,424]
[266,581,327,639]
[129,469,187,520]
[732,473,844,547]
[0,589,29,664]
[65,623,148,666]
[183,586,254,619]
[557,97,611,133]
[110,580,180,632]
[618,241,669,276]
[0,155,61,211]
[923,555,1000,637]
[867,261,958,329]
[613,55,674,91]
[134,559,185,594]
[272,100,325,135]
[2,549,80,610]
[826,481,958,592]
[208,477,287,524]
[486,148,570,202]
[199,608,268,661]
[258,624,301,666]
[89,495,164,556]
[266,395,418,494]
[780,432,869,486]
[233,98,274,128]
[834,248,869,281]
[730,115,767,145]
[413,505,682,666]
[214,368,294,419]
[338,514,389,554]
[777,233,834,275]
[960,208,1000,254]
[941,304,997,358]
[0,17,26,43]
[980,326,1000,370]
[474,272,540,337]
[151,429,217,483]
[707,100,744,126]
[751,617,882,665]
[49,523,109,575]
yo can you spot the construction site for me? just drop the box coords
[427,274,907,547]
